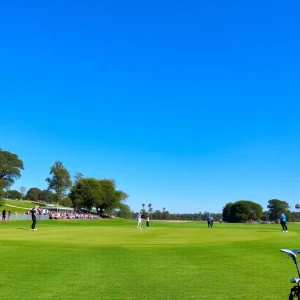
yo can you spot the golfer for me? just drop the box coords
[280,212,288,232]
[146,216,150,228]
[207,215,212,228]
[30,206,39,230]
[137,213,142,229]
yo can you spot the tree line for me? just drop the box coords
[1,149,300,221]
[222,199,300,222]
[115,204,222,221]
[0,149,128,215]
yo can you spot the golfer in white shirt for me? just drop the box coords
[137,213,142,229]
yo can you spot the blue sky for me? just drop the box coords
[1,0,299,213]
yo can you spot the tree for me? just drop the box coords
[39,190,55,203]
[232,200,262,222]
[261,211,270,221]
[162,209,170,220]
[61,196,73,207]
[116,204,133,219]
[70,178,128,215]
[267,199,290,222]
[46,161,72,210]
[19,186,27,200]
[286,209,295,222]
[69,173,84,212]
[222,201,262,222]
[74,172,84,184]
[152,210,161,220]
[7,189,22,200]
[25,188,42,201]
[148,203,153,214]
[222,203,234,222]
[0,150,24,195]
[96,179,128,215]
[3,185,11,200]
[69,178,103,211]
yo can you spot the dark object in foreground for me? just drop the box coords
[280,249,300,299]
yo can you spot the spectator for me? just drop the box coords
[7,209,11,222]
[2,209,6,222]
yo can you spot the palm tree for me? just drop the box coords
[163,207,166,213]
[296,204,300,210]
[142,203,145,212]
[148,203,153,214]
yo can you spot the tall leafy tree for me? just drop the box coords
[61,196,73,207]
[69,178,103,211]
[97,179,128,215]
[0,149,24,195]
[70,178,128,215]
[116,204,133,219]
[261,211,270,221]
[267,199,290,222]
[7,189,22,200]
[25,188,42,201]
[148,203,153,214]
[74,172,84,184]
[222,201,262,222]
[70,172,85,212]
[222,202,234,222]
[39,190,55,203]
[3,186,11,200]
[232,200,262,222]
[46,161,72,208]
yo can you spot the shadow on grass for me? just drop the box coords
[17,228,31,230]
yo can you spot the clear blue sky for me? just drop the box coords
[1,0,299,213]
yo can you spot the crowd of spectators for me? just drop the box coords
[48,211,115,220]
[49,212,102,220]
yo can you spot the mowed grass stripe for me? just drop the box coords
[0,220,299,299]
[0,220,295,246]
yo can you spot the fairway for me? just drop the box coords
[1,220,300,299]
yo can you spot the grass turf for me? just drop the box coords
[0,219,299,299]
[0,199,47,213]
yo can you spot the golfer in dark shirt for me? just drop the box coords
[31,206,38,230]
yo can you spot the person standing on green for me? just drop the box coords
[207,215,212,228]
[7,209,11,222]
[280,212,288,232]
[2,209,6,222]
[30,206,39,230]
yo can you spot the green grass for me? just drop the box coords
[0,199,47,213]
[0,219,299,299]
[4,199,47,208]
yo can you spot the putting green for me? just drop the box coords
[1,219,299,299]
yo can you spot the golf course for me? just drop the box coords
[1,219,299,299]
